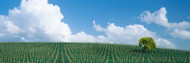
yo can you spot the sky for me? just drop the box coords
[0,0,190,51]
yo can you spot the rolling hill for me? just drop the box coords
[0,42,189,63]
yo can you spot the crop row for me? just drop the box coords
[0,43,189,62]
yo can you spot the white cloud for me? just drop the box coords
[0,15,21,35]
[155,38,176,49]
[0,0,176,49]
[140,7,170,27]
[93,21,176,48]
[21,37,26,41]
[170,29,190,39]
[93,20,105,32]
[0,33,6,37]
[140,7,190,40]
[67,31,96,42]
[0,0,72,41]
[0,0,104,42]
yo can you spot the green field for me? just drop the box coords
[0,42,189,63]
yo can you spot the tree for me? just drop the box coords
[139,37,156,51]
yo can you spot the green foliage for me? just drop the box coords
[0,43,189,63]
[139,37,157,50]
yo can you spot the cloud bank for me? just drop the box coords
[140,7,190,39]
[0,0,72,42]
[0,0,175,48]
[93,21,175,48]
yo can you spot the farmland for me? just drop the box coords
[0,42,189,63]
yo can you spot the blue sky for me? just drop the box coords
[0,0,190,50]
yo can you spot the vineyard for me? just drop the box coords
[0,42,189,63]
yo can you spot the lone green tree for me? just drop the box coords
[139,37,156,51]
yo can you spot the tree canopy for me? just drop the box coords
[139,37,156,51]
